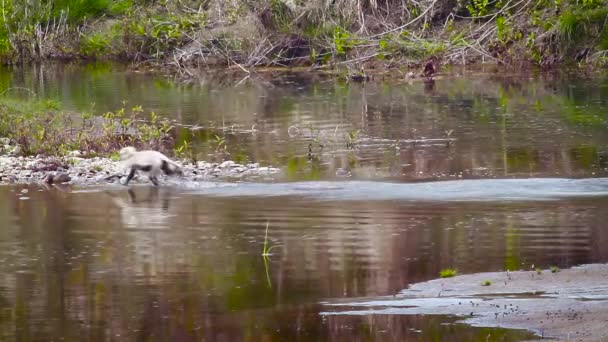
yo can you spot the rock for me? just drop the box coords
[0,137,10,145]
[336,168,351,177]
[68,150,83,157]
[11,145,22,156]
[220,160,236,168]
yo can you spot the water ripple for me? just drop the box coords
[181,178,608,202]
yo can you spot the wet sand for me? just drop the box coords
[323,264,608,341]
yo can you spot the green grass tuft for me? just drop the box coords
[440,268,457,278]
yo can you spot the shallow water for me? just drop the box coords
[1,65,608,340]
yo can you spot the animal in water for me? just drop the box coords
[44,172,71,185]
[422,56,439,80]
[118,146,182,186]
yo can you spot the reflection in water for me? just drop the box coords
[0,184,606,340]
[1,64,607,181]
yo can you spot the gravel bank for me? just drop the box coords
[0,154,282,186]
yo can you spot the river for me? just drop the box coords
[0,64,607,341]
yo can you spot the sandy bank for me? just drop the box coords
[322,264,608,341]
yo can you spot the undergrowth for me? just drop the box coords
[0,0,607,68]
[0,96,175,157]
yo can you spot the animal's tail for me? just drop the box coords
[161,159,183,176]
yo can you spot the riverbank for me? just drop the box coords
[1,0,607,73]
[0,153,281,186]
[322,264,608,341]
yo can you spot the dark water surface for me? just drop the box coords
[3,63,608,181]
[1,64,608,341]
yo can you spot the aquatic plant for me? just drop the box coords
[261,222,280,256]
[439,268,457,278]
[345,129,360,149]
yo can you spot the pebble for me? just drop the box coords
[219,161,236,168]
[0,154,282,185]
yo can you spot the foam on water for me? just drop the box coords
[178,178,608,202]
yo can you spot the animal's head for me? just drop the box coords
[119,146,137,161]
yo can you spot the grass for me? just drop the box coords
[0,0,132,61]
[440,268,457,278]
[261,221,281,288]
[0,0,606,67]
[261,222,280,256]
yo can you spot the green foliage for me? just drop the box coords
[377,33,446,59]
[559,11,583,43]
[558,7,608,46]
[346,129,360,149]
[600,29,608,50]
[1,0,608,66]
[109,0,134,15]
[174,139,193,160]
[439,268,457,278]
[481,280,492,286]
[0,0,130,60]
[333,27,354,55]
[80,31,113,56]
[51,0,113,23]
[0,96,174,157]
[270,0,293,32]
[262,222,281,256]
[579,0,604,9]
[550,266,561,273]
[467,0,491,17]
[496,16,507,41]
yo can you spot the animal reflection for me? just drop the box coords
[105,187,173,228]
[105,187,182,279]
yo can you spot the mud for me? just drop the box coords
[322,264,608,341]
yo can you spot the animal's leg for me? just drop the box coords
[149,166,162,186]
[127,189,137,203]
[149,175,160,186]
[124,168,136,185]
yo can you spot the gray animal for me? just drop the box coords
[119,146,182,186]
